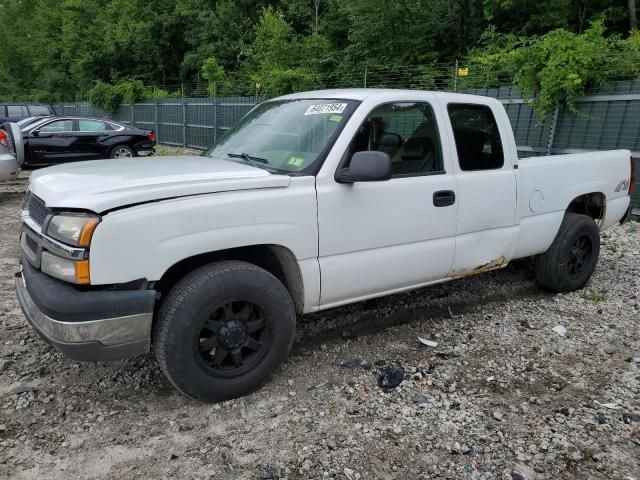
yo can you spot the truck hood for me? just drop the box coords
[28,155,291,213]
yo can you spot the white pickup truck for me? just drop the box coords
[15,89,634,402]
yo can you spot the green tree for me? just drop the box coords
[245,7,320,96]
[201,57,226,96]
[470,21,640,114]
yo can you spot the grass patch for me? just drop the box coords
[155,144,203,156]
[581,289,609,304]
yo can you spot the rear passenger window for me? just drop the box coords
[346,102,444,176]
[7,105,27,116]
[28,105,51,116]
[448,104,504,171]
[79,120,107,132]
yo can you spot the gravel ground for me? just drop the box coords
[1,172,639,480]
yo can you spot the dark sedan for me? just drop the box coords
[20,116,156,166]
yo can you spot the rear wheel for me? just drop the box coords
[110,145,135,158]
[153,261,296,402]
[535,213,600,292]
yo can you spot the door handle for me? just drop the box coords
[433,190,456,207]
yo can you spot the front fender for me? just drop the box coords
[89,178,318,285]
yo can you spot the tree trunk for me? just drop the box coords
[314,0,320,33]
[630,0,638,30]
[575,0,588,33]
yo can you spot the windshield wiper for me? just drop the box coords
[226,152,270,166]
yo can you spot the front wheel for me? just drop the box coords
[535,213,600,293]
[153,261,296,402]
[110,145,135,158]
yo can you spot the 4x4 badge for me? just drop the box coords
[615,179,630,192]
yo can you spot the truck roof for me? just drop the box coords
[275,88,495,103]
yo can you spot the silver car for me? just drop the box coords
[0,123,25,180]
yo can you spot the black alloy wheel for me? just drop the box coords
[567,234,593,278]
[196,300,271,377]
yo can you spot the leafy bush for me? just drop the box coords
[87,79,182,112]
[148,87,181,99]
[469,21,640,114]
[115,79,148,104]
[86,81,123,113]
[253,67,318,97]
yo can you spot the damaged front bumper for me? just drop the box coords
[15,258,155,362]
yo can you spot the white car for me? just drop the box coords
[15,89,635,402]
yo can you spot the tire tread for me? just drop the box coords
[153,261,295,401]
[535,213,600,293]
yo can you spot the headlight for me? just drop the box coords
[41,251,91,284]
[47,214,100,247]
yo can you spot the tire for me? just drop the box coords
[535,213,600,293]
[153,260,296,402]
[109,145,135,159]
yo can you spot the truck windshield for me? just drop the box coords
[205,99,358,174]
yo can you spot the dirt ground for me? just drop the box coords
[0,172,639,479]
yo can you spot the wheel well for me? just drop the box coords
[155,245,305,314]
[567,192,605,225]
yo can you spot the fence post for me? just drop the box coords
[213,96,218,144]
[130,104,134,126]
[182,100,187,147]
[154,101,159,140]
[363,66,368,88]
[546,104,560,155]
[453,60,459,92]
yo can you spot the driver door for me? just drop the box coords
[27,119,76,164]
[316,101,458,307]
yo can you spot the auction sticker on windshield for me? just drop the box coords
[304,103,348,115]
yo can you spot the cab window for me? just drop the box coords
[448,104,504,171]
[345,102,444,176]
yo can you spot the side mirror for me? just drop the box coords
[335,151,393,183]
[32,130,52,138]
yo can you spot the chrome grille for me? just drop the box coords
[26,193,50,226]
[25,234,38,253]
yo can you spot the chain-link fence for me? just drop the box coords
[54,72,640,214]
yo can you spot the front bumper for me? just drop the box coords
[0,152,18,180]
[16,258,156,362]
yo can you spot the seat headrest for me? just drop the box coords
[380,133,402,148]
[401,136,433,161]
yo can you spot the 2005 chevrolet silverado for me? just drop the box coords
[15,90,635,402]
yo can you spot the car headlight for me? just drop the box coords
[41,251,91,284]
[47,214,100,247]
